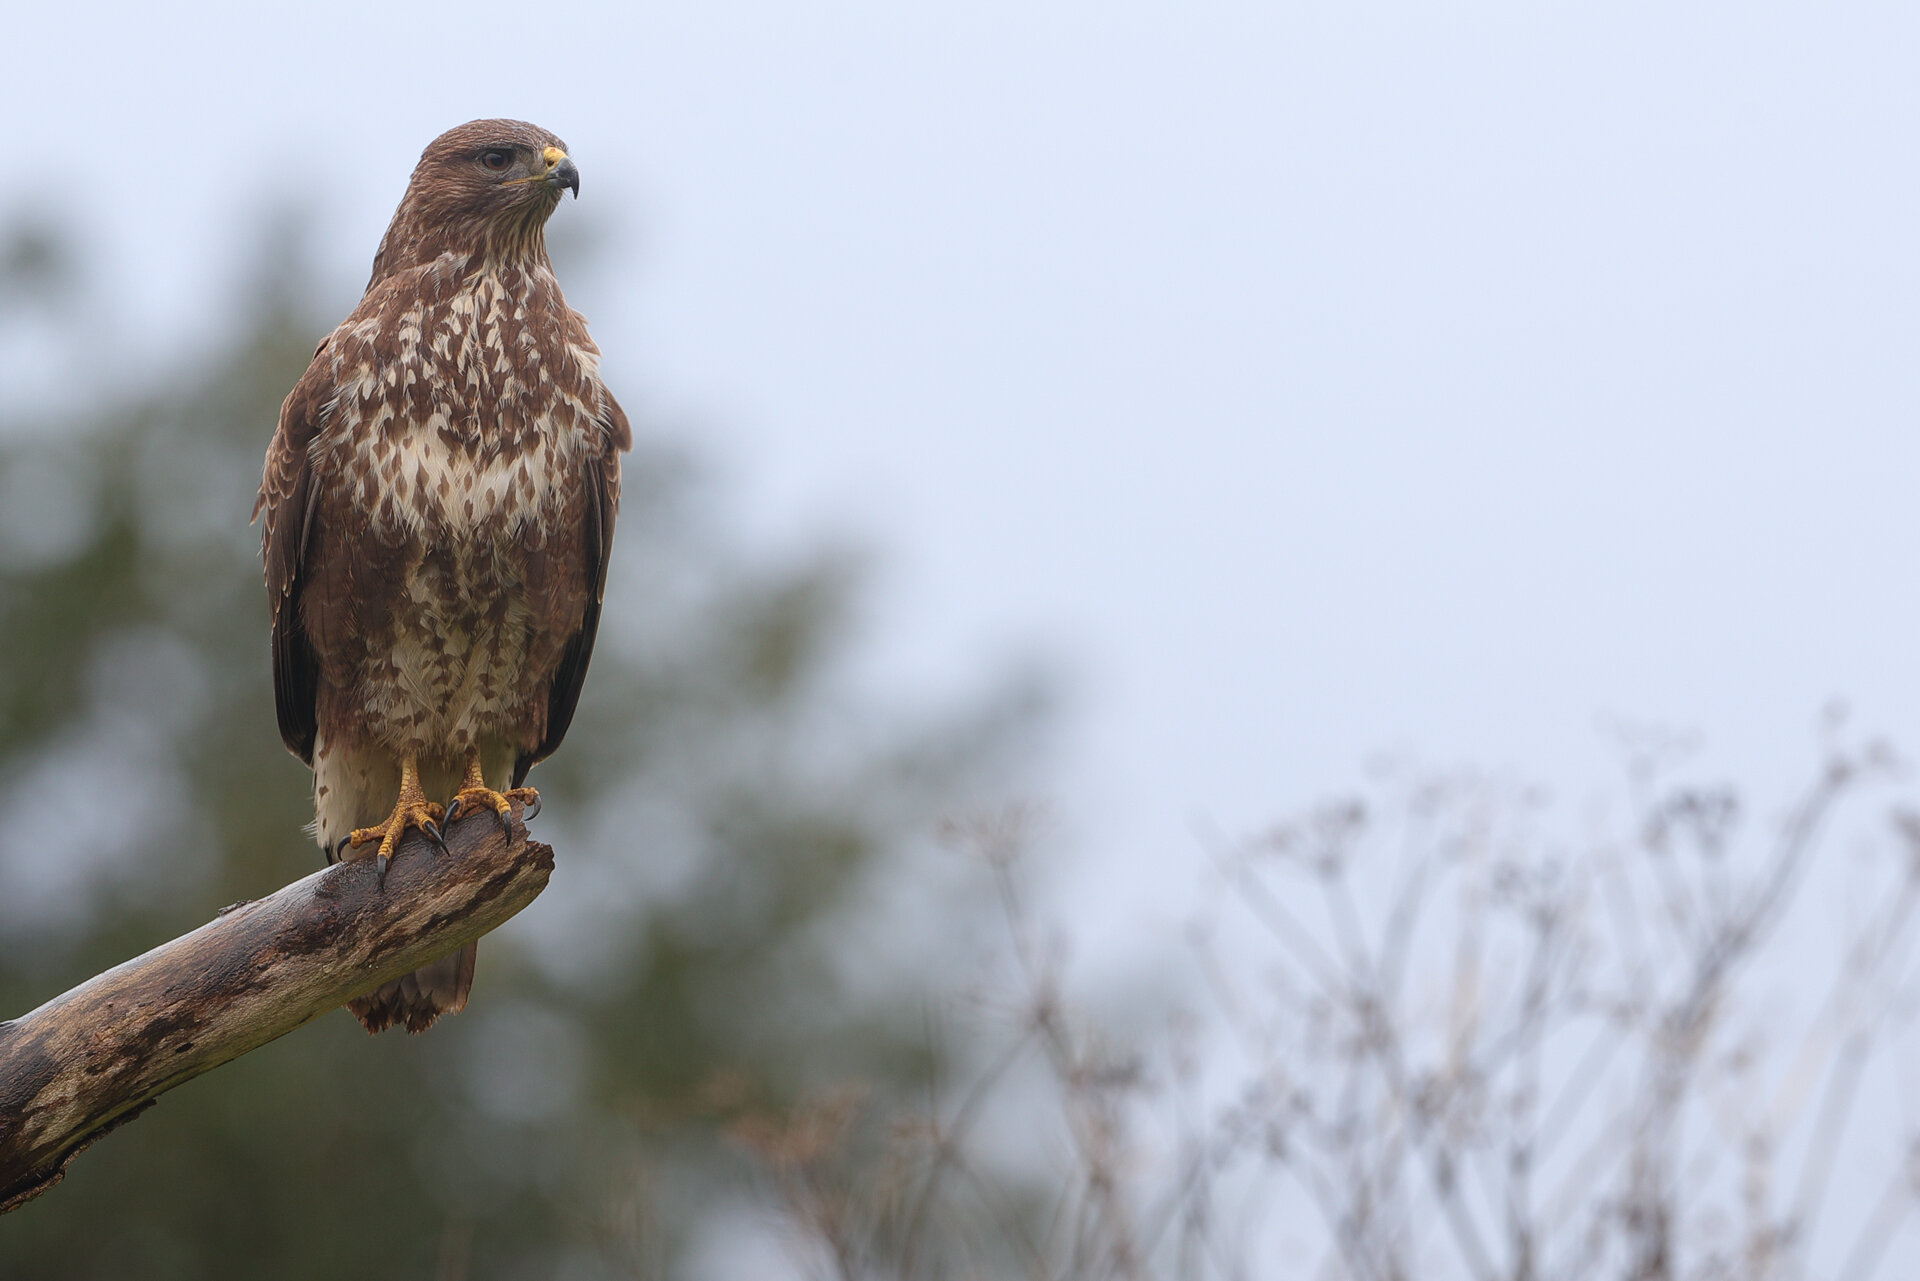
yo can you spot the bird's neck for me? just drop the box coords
[366,215,554,292]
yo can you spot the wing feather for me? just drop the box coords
[513,387,627,786]
[255,339,335,765]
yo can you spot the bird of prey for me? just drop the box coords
[254,119,629,1033]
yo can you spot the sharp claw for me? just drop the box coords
[498,807,515,837]
[422,819,447,855]
[332,835,351,863]
[376,851,391,888]
[522,796,541,821]
[445,797,465,822]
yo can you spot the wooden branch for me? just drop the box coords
[0,810,553,1213]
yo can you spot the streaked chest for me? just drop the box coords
[321,263,602,538]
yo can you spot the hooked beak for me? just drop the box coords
[543,146,580,199]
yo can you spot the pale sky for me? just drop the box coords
[11,0,1920,1081]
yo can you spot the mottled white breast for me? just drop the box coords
[326,260,603,538]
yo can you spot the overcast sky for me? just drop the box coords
[10,0,1920,993]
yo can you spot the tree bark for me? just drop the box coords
[0,809,552,1213]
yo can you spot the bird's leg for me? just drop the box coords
[349,752,447,884]
[448,750,538,835]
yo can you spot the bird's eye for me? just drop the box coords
[480,150,513,171]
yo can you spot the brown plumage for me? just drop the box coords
[255,119,629,1033]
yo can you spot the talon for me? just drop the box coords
[452,753,538,839]
[522,794,541,821]
[445,797,465,822]
[347,752,445,884]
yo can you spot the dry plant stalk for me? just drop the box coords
[732,735,1920,1281]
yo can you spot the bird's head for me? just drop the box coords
[370,119,580,282]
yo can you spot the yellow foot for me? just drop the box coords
[450,784,540,834]
[349,755,446,884]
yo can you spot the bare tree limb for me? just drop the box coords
[0,809,553,1213]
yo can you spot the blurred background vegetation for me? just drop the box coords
[0,216,1050,1278]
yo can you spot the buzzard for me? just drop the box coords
[254,119,629,1033]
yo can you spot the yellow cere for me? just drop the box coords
[542,146,568,168]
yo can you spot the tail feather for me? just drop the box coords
[347,941,478,1034]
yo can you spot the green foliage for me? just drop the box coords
[0,221,1044,1278]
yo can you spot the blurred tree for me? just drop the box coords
[0,218,1046,1279]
